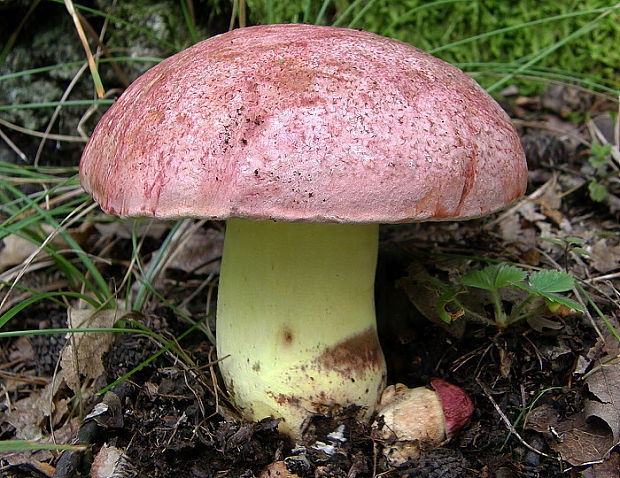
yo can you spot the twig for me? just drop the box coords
[476,378,556,460]
[0,127,28,161]
[584,271,620,283]
[0,118,87,142]
[34,62,89,166]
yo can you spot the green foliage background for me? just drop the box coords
[244,0,619,93]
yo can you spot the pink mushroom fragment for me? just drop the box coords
[79,24,526,440]
[372,379,474,466]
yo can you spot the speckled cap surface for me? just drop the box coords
[80,24,527,223]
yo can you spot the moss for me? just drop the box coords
[245,0,619,95]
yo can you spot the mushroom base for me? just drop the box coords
[216,218,386,438]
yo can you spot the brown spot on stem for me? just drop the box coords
[267,392,300,406]
[316,327,385,380]
[281,327,294,346]
[252,362,261,372]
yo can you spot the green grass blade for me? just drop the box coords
[0,179,112,301]
[266,0,275,24]
[0,326,140,339]
[0,440,85,452]
[315,0,331,25]
[575,283,620,343]
[485,6,617,93]
[331,0,368,27]
[0,99,114,111]
[347,0,380,28]
[0,57,161,82]
[132,220,186,311]
[428,6,619,55]
[180,0,199,44]
[458,62,620,95]
[0,291,100,329]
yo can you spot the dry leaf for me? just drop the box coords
[497,214,537,249]
[84,391,124,428]
[5,383,55,441]
[0,224,89,271]
[2,338,36,394]
[582,325,620,446]
[94,220,168,240]
[3,390,79,470]
[165,227,224,274]
[399,262,466,338]
[60,308,126,393]
[0,234,46,271]
[582,451,620,478]
[542,112,588,144]
[585,361,620,444]
[590,239,620,273]
[524,403,559,432]
[513,201,547,223]
[548,327,620,466]
[548,413,613,466]
[542,85,588,118]
[526,315,564,333]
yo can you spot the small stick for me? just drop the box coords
[476,378,556,460]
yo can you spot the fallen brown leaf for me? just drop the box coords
[582,451,620,478]
[590,239,620,274]
[60,308,126,393]
[548,412,613,466]
[585,359,620,444]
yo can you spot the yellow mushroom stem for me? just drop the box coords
[217,218,387,438]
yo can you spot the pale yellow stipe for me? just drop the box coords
[217,218,386,438]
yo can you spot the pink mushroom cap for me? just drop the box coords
[79,24,527,223]
[430,378,474,438]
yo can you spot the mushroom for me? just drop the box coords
[79,25,527,439]
[372,379,474,466]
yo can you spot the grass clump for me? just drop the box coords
[245,0,620,94]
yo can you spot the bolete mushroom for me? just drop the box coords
[79,24,527,438]
[373,379,474,465]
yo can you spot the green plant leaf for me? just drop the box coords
[588,179,608,202]
[542,293,586,312]
[460,264,526,290]
[589,142,612,168]
[459,269,492,289]
[540,237,565,246]
[492,265,528,288]
[529,270,575,293]
[589,155,609,169]
[512,279,585,313]
[565,237,586,245]
[436,288,462,323]
[572,247,592,257]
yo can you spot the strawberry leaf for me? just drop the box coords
[529,270,575,293]
[541,292,585,312]
[460,264,526,291]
